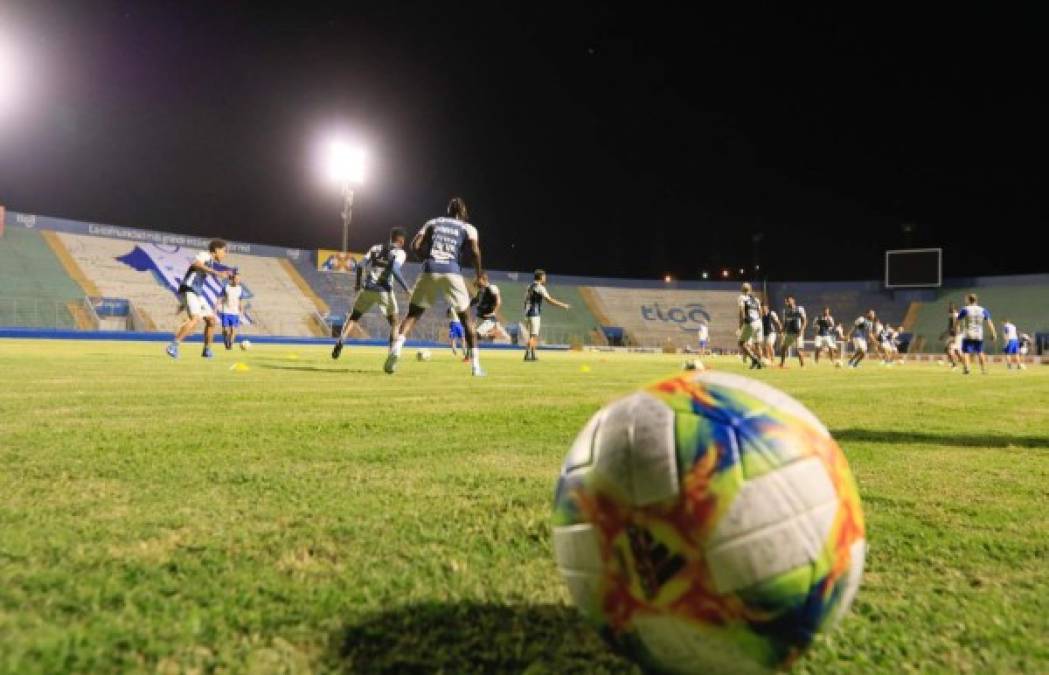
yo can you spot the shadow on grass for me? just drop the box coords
[833,428,1049,449]
[256,364,377,375]
[332,602,638,674]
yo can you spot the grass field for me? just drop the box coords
[0,339,1047,674]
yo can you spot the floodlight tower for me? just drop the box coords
[323,139,367,252]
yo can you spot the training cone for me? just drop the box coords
[229,362,251,372]
[287,354,299,361]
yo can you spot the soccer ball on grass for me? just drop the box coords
[552,371,865,674]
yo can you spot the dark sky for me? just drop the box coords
[1,2,1046,281]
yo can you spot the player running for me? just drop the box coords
[166,239,230,359]
[218,270,244,350]
[737,283,764,369]
[955,293,997,375]
[472,272,510,342]
[522,269,571,361]
[385,198,485,376]
[939,302,962,368]
[332,228,410,359]
[877,323,897,365]
[779,295,807,368]
[812,307,839,364]
[1001,318,1025,370]
[760,303,781,364]
[1019,332,1033,358]
[847,309,877,368]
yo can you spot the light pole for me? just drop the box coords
[323,139,367,252]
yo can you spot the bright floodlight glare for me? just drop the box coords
[324,139,367,186]
[702,271,709,279]
[663,274,673,283]
[0,40,18,116]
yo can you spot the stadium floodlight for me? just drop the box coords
[738,268,745,275]
[663,274,673,283]
[701,271,709,280]
[721,269,729,278]
[321,137,367,252]
[0,38,22,120]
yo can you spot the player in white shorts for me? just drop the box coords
[522,269,571,361]
[472,272,510,342]
[760,303,781,363]
[385,197,485,376]
[1000,319,1025,370]
[847,310,877,368]
[332,228,410,359]
[779,295,807,368]
[737,283,764,369]
[166,239,230,359]
[954,293,997,375]
[939,302,962,368]
[812,307,839,364]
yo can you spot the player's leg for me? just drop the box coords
[796,336,805,366]
[202,315,217,357]
[227,320,237,350]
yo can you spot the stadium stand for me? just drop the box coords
[53,232,326,336]
[907,278,1049,353]
[1,209,1044,354]
[0,227,87,329]
[585,287,742,350]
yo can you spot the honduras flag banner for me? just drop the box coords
[116,244,253,324]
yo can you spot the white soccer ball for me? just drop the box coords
[683,359,705,371]
[552,372,866,674]
[240,340,251,351]
[834,359,843,368]
[416,349,432,361]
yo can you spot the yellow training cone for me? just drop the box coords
[287,354,300,361]
[229,362,251,372]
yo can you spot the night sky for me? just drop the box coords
[1,2,1046,281]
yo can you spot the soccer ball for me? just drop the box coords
[552,372,865,674]
[682,359,705,371]
[240,340,251,351]
[834,360,843,368]
[416,349,432,361]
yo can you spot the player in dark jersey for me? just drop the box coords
[760,303,781,364]
[812,307,839,365]
[522,270,570,361]
[332,228,410,359]
[385,197,485,376]
[472,272,510,342]
[779,295,807,368]
[938,302,962,368]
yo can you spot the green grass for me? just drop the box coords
[0,340,1046,674]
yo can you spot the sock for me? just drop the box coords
[471,349,481,369]
[391,335,405,356]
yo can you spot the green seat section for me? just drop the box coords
[910,285,1049,353]
[493,281,601,345]
[0,228,85,328]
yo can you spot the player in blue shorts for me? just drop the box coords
[1001,318,1025,370]
[448,307,466,358]
[954,293,997,375]
[218,271,244,350]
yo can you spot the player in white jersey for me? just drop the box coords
[847,310,877,368]
[218,271,245,350]
[166,239,230,359]
[696,322,710,355]
[386,198,485,376]
[737,283,764,369]
[954,293,997,375]
[779,295,807,368]
[1000,318,1025,370]
[1019,333,1032,357]
[522,269,571,361]
[332,228,410,359]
